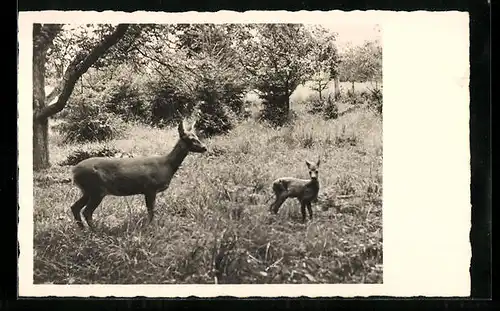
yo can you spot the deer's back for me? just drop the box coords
[72,156,174,196]
[273,177,319,201]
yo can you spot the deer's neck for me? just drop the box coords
[308,179,320,190]
[164,139,189,172]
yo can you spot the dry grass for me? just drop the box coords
[33,104,383,284]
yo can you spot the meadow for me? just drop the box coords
[32,83,383,284]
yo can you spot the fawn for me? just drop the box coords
[270,158,321,222]
[69,118,207,230]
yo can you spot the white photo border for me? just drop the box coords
[18,10,471,298]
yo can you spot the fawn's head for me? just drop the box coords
[178,119,207,153]
[306,158,321,180]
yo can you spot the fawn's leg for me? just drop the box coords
[272,194,288,214]
[145,192,157,223]
[300,202,307,223]
[70,194,90,229]
[82,194,105,231]
[307,202,313,220]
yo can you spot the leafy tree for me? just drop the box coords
[357,40,382,88]
[308,26,340,100]
[338,39,382,93]
[144,24,249,134]
[33,23,130,171]
[236,24,317,125]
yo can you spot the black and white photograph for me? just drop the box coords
[18,10,470,297]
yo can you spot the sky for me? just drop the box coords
[322,23,381,51]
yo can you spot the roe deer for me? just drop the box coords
[270,158,321,223]
[69,119,207,230]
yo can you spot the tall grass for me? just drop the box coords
[33,105,383,284]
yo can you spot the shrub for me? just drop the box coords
[150,80,197,127]
[196,100,236,137]
[105,79,151,123]
[304,93,339,120]
[305,94,325,115]
[55,101,125,144]
[60,145,122,166]
[342,90,364,106]
[258,92,297,127]
[323,95,339,120]
[193,59,246,137]
[367,87,383,114]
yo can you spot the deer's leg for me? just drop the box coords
[300,201,307,223]
[270,195,280,212]
[144,192,157,223]
[307,202,313,220]
[82,194,105,230]
[271,194,288,214]
[70,194,90,229]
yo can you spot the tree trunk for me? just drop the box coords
[32,24,130,171]
[284,92,290,116]
[33,118,49,171]
[318,81,323,100]
[334,75,340,99]
[32,25,57,170]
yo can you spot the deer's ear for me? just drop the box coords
[178,120,185,135]
[190,119,197,131]
[316,158,321,167]
[305,160,312,168]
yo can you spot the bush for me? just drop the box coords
[323,99,339,120]
[258,92,297,127]
[55,100,125,144]
[305,94,325,115]
[193,59,246,136]
[105,79,151,123]
[367,88,383,114]
[305,93,339,120]
[60,145,122,166]
[196,100,235,137]
[150,80,197,127]
[343,89,365,106]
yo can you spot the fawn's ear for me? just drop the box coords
[316,158,321,167]
[305,160,313,168]
[178,119,185,135]
[189,119,197,132]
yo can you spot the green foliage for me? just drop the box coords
[149,79,197,127]
[55,99,125,144]
[237,24,323,126]
[343,89,365,106]
[323,97,340,120]
[308,26,340,99]
[338,39,382,85]
[305,93,326,115]
[368,87,383,114]
[60,145,123,166]
[104,79,151,123]
[258,92,294,127]
[305,94,339,120]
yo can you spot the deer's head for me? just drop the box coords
[306,158,321,180]
[178,119,207,153]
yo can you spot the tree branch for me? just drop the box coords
[34,24,130,121]
[33,24,63,51]
[134,46,177,74]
